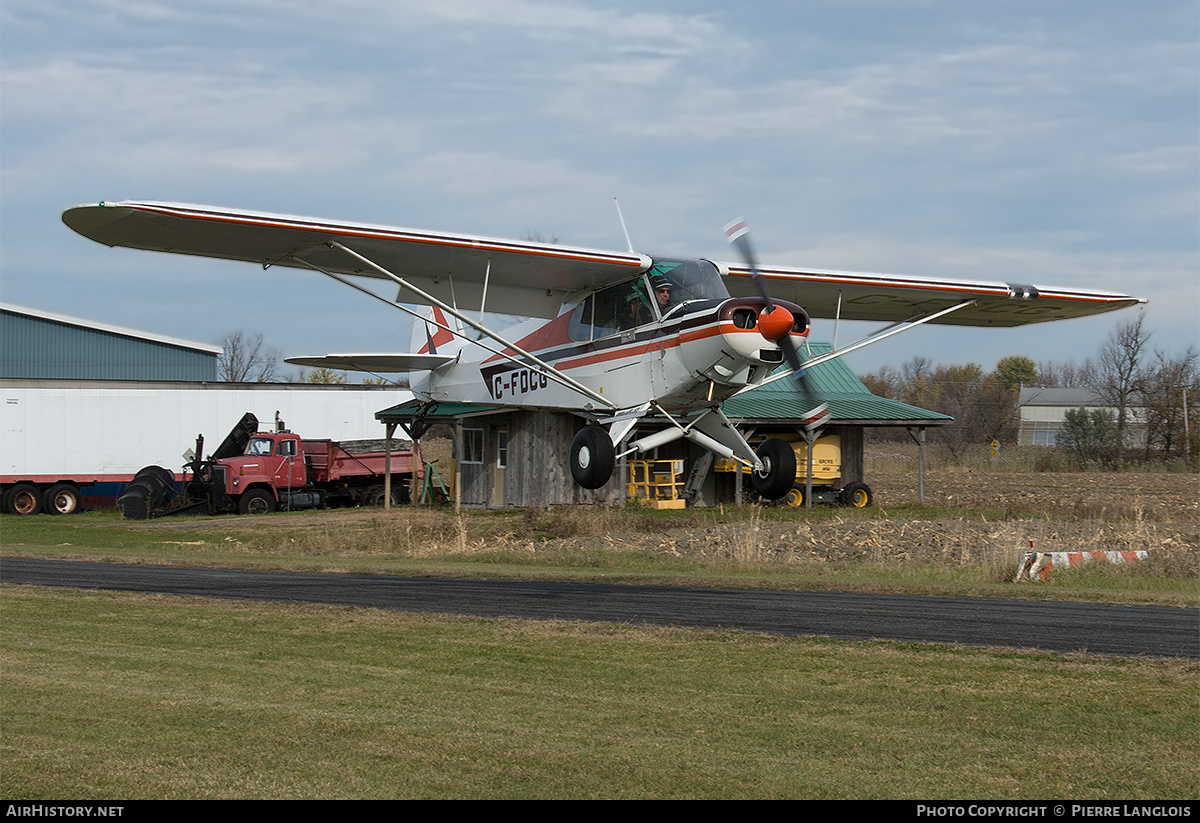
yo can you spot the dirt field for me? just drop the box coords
[867,470,1198,525]
[719,470,1199,569]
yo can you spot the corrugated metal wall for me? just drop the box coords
[2,310,217,381]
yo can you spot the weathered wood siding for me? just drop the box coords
[833,425,864,485]
[454,411,623,507]
[507,411,624,506]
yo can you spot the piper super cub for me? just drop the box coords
[62,201,1144,499]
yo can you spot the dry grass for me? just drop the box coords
[185,499,1196,601]
[5,462,1195,603]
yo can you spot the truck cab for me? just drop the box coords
[213,432,308,513]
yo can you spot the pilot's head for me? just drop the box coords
[651,276,672,309]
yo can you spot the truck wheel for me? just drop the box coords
[841,482,873,508]
[785,486,805,508]
[44,484,81,515]
[570,427,615,489]
[239,489,277,515]
[365,485,402,507]
[751,438,796,501]
[4,483,42,515]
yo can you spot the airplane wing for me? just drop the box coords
[721,262,1144,327]
[285,353,455,373]
[63,200,1144,328]
[62,201,652,319]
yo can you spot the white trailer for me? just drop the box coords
[0,379,412,514]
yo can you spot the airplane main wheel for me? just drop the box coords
[570,427,615,489]
[751,438,796,501]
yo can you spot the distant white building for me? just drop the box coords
[1017,388,1146,447]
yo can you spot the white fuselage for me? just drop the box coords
[411,295,807,414]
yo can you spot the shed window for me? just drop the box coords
[462,427,484,464]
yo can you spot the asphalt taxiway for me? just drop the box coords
[3,557,1196,659]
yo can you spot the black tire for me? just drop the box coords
[841,481,873,509]
[570,427,615,489]
[44,483,81,515]
[785,486,805,508]
[239,489,277,515]
[118,466,179,520]
[5,483,42,515]
[364,484,403,507]
[751,438,796,501]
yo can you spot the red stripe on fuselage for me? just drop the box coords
[482,311,575,364]
[551,320,772,372]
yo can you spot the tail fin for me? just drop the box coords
[414,306,456,355]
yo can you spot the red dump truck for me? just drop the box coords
[118,413,418,519]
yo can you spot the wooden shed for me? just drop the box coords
[378,402,624,507]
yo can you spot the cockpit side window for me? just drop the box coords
[568,275,657,341]
[566,262,726,342]
[568,298,593,342]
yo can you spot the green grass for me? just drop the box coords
[3,585,1196,800]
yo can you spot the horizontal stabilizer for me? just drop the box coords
[285,353,455,373]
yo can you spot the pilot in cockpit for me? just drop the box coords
[651,276,673,314]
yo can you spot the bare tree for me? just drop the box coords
[860,365,902,400]
[1037,359,1093,388]
[900,356,934,409]
[1088,313,1150,456]
[218,331,280,382]
[1138,346,1199,462]
[922,363,1019,460]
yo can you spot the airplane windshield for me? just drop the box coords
[567,259,729,342]
[647,259,728,309]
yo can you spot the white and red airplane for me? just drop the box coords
[63,200,1144,499]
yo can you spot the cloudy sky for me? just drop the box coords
[2,0,1196,379]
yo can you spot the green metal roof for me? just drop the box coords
[723,342,952,425]
[376,399,501,422]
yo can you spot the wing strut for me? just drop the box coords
[316,240,618,411]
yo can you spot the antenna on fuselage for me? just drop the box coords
[614,198,635,254]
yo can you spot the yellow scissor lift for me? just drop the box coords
[626,459,688,509]
[715,433,873,508]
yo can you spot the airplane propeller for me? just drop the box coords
[724,219,808,378]
[724,219,828,431]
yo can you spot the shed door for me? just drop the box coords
[492,425,508,507]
